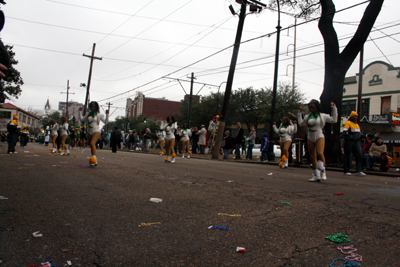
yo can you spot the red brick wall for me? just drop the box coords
[141,98,182,120]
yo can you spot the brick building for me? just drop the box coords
[0,103,40,132]
[126,92,182,120]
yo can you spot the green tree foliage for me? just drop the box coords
[0,45,24,103]
[39,111,61,129]
[177,81,304,131]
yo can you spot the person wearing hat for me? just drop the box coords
[7,114,21,154]
[20,125,29,148]
[343,111,366,176]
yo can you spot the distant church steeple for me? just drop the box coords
[44,97,51,114]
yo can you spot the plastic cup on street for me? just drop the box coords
[150,198,162,203]
[236,246,246,253]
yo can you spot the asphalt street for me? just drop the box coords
[0,142,399,266]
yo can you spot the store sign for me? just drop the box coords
[372,115,389,124]
[391,112,400,126]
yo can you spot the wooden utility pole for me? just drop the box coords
[188,72,195,128]
[60,80,74,118]
[83,43,102,116]
[212,1,247,160]
[106,102,112,131]
[357,46,364,123]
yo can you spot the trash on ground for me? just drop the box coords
[218,213,242,217]
[267,173,273,175]
[326,233,350,243]
[337,245,363,262]
[150,198,163,203]
[138,222,161,227]
[226,180,234,183]
[236,246,246,253]
[0,211,8,214]
[32,231,43,238]
[281,202,291,205]
[329,258,360,267]
[0,196,8,200]
[24,151,30,153]
[334,192,345,195]
[208,225,229,230]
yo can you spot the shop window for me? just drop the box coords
[342,100,356,117]
[0,111,11,119]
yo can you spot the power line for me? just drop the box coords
[101,0,194,57]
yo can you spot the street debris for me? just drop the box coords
[334,193,345,195]
[337,245,363,262]
[218,213,242,217]
[267,173,273,175]
[208,225,229,230]
[0,196,8,200]
[226,180,234,183]
[281,202,291,205]
[138,222,161,227]
[32,231,43,238]
[236,246,246,253]
[326,233,350,243]
[150,198,163,203]
[329,258,360,267]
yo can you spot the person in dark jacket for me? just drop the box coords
[260,132,269,162]
[223,130,234,159]
[234,122,244,160]
[110,126,122,153]
[191,126,199,154]
[343,111,366,176]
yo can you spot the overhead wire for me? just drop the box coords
[101,0,194,57]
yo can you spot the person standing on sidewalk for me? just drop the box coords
[6,114,20,154]
[343,111,366,176]
[234,122,244,160]
[259,131,269,162]
[246,127,256,160]
[223,130,233,159]
[197,125,207,154]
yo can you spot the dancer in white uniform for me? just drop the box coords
[59,115,70,155]
[49,119,59,153]
[160,116,177,163]
[179,123,192,159]
[156,129,166,156]
[273,117,297,168]
[297,100,337,182]
[79,101,109,166]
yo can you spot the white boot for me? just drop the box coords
[284,160,288,168]
[187,153,190,159]
[309,169,321,182]
[182,153,185,158]
[66,149,70,155]
[321,169,327,181]
[168,156,171,162]
[171,156,176,164]
[60,150,65,156]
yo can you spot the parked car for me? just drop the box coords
[251,144,296,159]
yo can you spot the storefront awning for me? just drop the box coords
[377,132,400,144]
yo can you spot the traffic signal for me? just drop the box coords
[143,117,146,123]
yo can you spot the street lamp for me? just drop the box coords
[267,0,282,161]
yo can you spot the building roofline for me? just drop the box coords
[1,103,40,119]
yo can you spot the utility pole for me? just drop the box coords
[60,80,74,118]
[83,43,102,116]
[212,1,247,160]
[188,72,195,128]
[106,102,113,132]
[357,46,364,123]
[267,0,282,161]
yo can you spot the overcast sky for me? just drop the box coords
[2,0,399,120]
